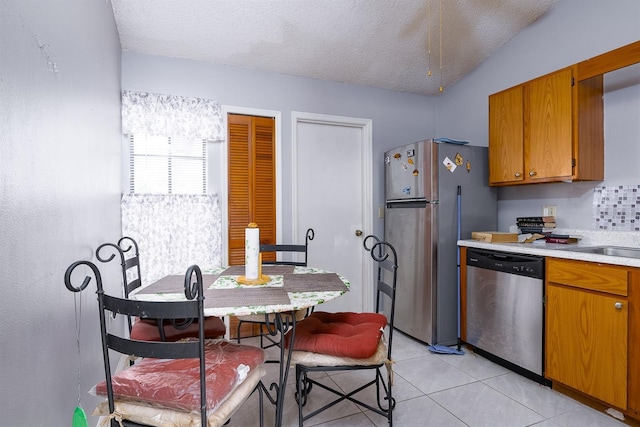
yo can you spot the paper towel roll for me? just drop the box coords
[245,224,260,280]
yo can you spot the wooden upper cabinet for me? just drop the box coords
[489,85,524,184]
[527,67,573,181]
[227,114,275,266]
[488,66,603,186]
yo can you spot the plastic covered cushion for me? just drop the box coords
[286,311,387,359]
[93,339,264,413]
[131,316,226,341]
[93,366,266,427]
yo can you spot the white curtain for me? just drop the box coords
[121,90,224,140]
[121,194,223,285]
[120,90,224,284]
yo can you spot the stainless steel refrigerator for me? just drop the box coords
[384,139,497,345]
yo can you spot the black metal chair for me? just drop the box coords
[96,236,226,342]
[236,228,314,349]
[285,235,398,426]
[64,261,265,427]
[259,228,314,266]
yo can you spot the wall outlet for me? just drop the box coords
[543,205,557,217]
[378,206,385,218]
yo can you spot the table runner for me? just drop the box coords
[283,273,349,292]
[136,274,220,295]
[205,287,291,308]
[222,265,295,276]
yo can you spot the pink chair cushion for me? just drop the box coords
[286,311,387,359]
[130,316,226,342]
[94,340,264,413]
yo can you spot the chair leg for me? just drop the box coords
[238,321,280,349]
[296,365,393,425]
[374,367,395,426]
[257,381,264,427]
[259,329,281,349]
[294,367,310,406]
[296,366,305,426]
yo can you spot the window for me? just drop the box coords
[129,134,207,194]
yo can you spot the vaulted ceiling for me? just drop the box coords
[111,0,557,96]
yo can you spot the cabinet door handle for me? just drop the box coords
[514,172,522,178]
[529,170,537,177]
[615,302,623,309]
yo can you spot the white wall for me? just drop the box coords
[437,0,640,231]
[0,1,122,425]
[121,53,437,241]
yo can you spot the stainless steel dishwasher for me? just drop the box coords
[465,248,549,384]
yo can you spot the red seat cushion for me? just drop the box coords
[130,316,226,342]
[286,311,387,359]
[94,340,264,412]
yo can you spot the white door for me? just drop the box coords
[293,112,373,312]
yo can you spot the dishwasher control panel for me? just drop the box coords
[466,248,544,279]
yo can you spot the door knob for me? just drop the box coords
[355,230,363,237]
[615,302,623,309]
[529,170,537,177]
[514,172,522,178]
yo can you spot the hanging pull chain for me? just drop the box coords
[439,0,443,92]
[72,292,88,427]
[427,0,432,77]
[75,293,82,407]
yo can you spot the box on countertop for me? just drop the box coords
[471,231,519,243]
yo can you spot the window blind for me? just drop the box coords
[129,134,207,194]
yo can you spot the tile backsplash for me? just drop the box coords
[593,185,640,231]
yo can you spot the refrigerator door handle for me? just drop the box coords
[386,199,431,208]
[386,198,428,204]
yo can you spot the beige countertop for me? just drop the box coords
[458,238,640,268]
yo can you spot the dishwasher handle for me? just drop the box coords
[486,252,514,261]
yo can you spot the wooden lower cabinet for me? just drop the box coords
[546,283,627,408]
[546,258,639,419]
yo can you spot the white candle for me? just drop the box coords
[245,224,260,280]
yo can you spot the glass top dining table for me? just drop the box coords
[129,264,350,427]
[130,264,350,316]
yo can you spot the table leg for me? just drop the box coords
[262,312,296,427]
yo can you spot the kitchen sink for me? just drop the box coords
[559,245,640,259]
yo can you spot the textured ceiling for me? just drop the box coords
[111,0,556,96]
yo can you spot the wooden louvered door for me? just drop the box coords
[227,113,276,338]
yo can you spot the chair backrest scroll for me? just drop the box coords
[260,227,315,266]
[95,236,143,334]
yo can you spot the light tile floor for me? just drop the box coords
[228,331,632,426]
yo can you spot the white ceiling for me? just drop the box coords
[111,0,557,96]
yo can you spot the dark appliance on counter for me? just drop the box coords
[384,140,497,346]
[465,248,550,385]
